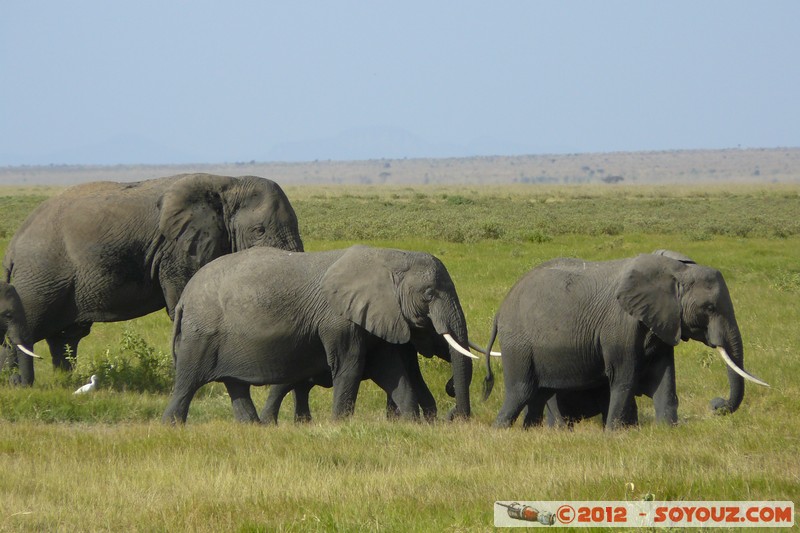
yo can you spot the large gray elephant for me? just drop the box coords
[484,251,768,430]
[1,173,303,385]
[0,282,42,367]
[163,245,475,424]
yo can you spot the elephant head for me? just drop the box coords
[321,246,474,419]
[159,174,304,272]
[0,282,42,372]
[616,252,768,415]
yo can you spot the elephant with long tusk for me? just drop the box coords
[1,173,303,385]
[163,245,475,424]
[0,282,44,378]
[484,250,768,430]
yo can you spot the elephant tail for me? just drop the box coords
[171,302,184,367]
[482,316,499,401]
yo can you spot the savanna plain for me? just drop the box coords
[0,183,798,531]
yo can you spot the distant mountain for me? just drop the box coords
[269,126,443,161]
[267,126,530,162]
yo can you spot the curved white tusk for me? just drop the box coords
[443,333,479,359]
[490,351,502,357]
[16,345,43,359]
[716,347,770,387]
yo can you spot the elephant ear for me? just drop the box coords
[159,174,234,270]
[320,246,411,344]
[616,254,682,346]
[652,249,696,265]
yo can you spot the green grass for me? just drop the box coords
[0,185,799,531]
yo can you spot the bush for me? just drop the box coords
[65,329,174,393]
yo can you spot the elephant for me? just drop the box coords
[260,342,441,424]
[483,250,768,430]
[1,173,303,385]
[0,282,42,371]
[162,245,475,424]
[544,385,638,428]
[261,350,475,424]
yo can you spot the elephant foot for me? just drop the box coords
[446,407,471,421]
[7,372,32,387]
[294,414,312,424]
[710,397,731,415]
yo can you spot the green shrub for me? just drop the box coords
[64,329,174,393]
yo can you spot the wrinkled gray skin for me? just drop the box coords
[484,251,748,430]
[1,174,303,385]
[0,283,33,369]
[163,245,473,424]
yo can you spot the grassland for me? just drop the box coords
[0,184,798,531]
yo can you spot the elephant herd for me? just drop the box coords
[0,173,768,429]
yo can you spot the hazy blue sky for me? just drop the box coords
[2,1,798,165]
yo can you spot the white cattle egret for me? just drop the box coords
[73,375,98,395]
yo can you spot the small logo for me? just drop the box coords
[495,502,556,525]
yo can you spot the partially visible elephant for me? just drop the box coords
[0,282,42,371]
[260,342,440,424]
[163,245,475,424]
[262,347,472,424]
[1,174,303,385]
[484,251,768,430]
[544,386,637,428]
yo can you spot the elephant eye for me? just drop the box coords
[422,288,435,302]
[252,225,266,236]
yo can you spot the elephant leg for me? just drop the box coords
[369,351,419,420]
[494,352,534,428]
[545,391,580,429]
[494,383,533,428]
[386,396,401,419]
[330,355,366,420]
[162,374,202,425]
[260,383,295,424]
[606,374,637,430]
[46,322,92,372]
[646,351,679,425]
[291,381,315,423]
[292,381,314,424]
[522,390,551,429]
[224,381,259,423]
[619,398,640,427]
[402,349,436,421]
[545,396,567,428]
[555,386,613,427]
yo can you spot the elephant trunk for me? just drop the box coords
[708,318,747,414]
[2,322,41,385]
[430,298,473,419]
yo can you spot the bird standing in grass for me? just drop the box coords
[73,375,97,395]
